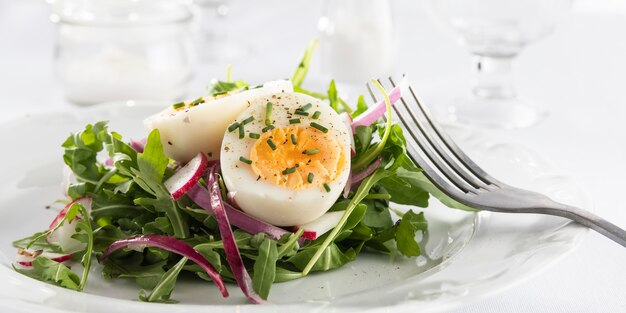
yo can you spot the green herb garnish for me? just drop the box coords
[267,139,277,151]
[310,122,328,133]
[303,148,320,155]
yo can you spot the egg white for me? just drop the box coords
[220,91,352,226]
[143,80,293,163]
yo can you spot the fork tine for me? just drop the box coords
[386,77,496,192]
[365,80,473,197]
[400,78,502,187]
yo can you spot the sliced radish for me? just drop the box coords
[47,197,92,253]
[164,152,209,200]
[16,249,73,267]
[129,138,147,153]
[339,112,356,157]
[294,211,344,240]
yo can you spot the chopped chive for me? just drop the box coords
[172,102,185,109]
[267,139,277,150]
[242,116,255,125]
[294,110,309,116]
[289,118,301,124]
[303,148,320,155]
[307,173,314,183]
[249,133,261,139]
[312,111,321,119]
[239,156,252,164]
[282,167,297,175]
[228,122,240,132]
[189,97,205,107]
[301,103,313,111]
[323,183,331,192]
[290,134,297,145]
[262,125,275,132]
[310,122,328,133]
[238,124,245,139]
[265,102,273,126]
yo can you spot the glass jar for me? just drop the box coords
[50,0,196,105]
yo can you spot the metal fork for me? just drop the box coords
[366,76,626,248]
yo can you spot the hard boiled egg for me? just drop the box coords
[143,80,293,163]
[220,91,351,226]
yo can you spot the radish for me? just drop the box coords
[48,197,92,253]
[294,211,344,240]
[164,152,209,200]
[339,112,356,157]
[15,249,73,267]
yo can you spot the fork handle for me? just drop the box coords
[528,204,626,248]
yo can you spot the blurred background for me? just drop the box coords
[1,0,626,311]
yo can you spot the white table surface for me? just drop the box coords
[1,0,625,312]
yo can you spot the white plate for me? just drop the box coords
[0,102,588,313]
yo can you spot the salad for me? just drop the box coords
[12,40,470,304]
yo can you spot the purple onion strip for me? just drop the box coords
[100,234,228,297]
[350,157,383,190]
[205,165,264,304]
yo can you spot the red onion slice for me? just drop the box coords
[205,165,263,304]
[100,234,228,297]
[350,157,383,189]
[188,184,288,241]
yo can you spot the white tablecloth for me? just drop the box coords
[1,0,625,312]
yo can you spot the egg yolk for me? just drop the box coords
[250,125,345,190]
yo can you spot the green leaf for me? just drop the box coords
[352,95,368,117]
[302,169,392,275]
[15,257,81,290]
[137,129,169,186]
[139,257,187,303]
[393,167,475,211]
[291,39,318,87]
[274,267,303,283]
[252,239,278,300]
[13,231,62,253]
[288,244,354,272]
[354,125,373,154]
[72,204,94,290]
[209,80,248,97]
[395,210,428,257]
[327,80,339,112]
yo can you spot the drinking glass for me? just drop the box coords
[51,0,195,105]
[429,0,572,129]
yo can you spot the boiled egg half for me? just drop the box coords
[221,91,351,226]
[144,80,293,163]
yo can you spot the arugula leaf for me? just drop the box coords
[352,95,368,117]
[354,125,373,154]
[139,257,187,303]
[288,244,354,272]
[352,80,394,171]
[209,80,249,97]
[274,267,303,283]
[393,167,474,211]
[72,204,94,290]
[302,169,391,275]
[252,239,278,300]
[291,39,318,88]
[13,231,63,253]
[137,129,169,185]
[327,80,339,112]
[15,257,81,290]
[395,210,427,257]
[62,122,108,184]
